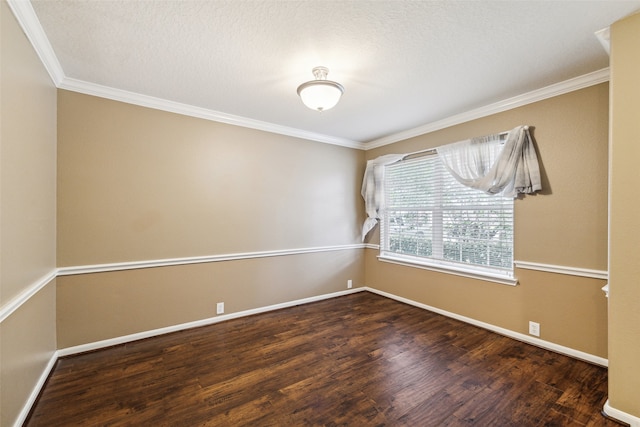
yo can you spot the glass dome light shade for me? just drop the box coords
[297,67,344,112]
[297,80,344,112]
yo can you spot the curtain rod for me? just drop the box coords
[401,128,516,161]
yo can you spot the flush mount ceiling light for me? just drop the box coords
[297,66,344,112]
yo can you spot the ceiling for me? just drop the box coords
[20,1,640,148]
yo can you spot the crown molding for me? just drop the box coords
[6,0,364,150]
[59,67,608,152]
[595,27,611,55]
[6,0,65,86]
[59,77,365,150]
[365,68,610,150]
[7,0,608,152]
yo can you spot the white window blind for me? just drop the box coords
[381,154,514,280]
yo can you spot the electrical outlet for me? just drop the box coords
[216,302,224,315]
[347,279,353,289]
[529,321,540,337]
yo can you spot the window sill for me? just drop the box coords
[377,254,518,286]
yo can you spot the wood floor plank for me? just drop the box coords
[25,292,623,426]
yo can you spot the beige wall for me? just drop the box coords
[57,251,363,348]
[0,1,58,425]
[58,91,365,266]
[56,91,366,347]
[2,1,625,421]
[608,12,640,419]
[56,79,611,357]
[1,283,56,426]
[1,2,57,304]
[365,84,610,358]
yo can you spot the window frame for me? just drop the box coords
[378,154,518,286]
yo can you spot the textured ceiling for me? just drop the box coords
[27,0,640,146]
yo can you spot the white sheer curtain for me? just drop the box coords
[360,125,541,241]
[360,154,403,241]
[436,125,541,197]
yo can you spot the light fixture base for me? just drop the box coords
[312,66,329,80]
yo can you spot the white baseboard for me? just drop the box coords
[58,287,363,357]
[364,287,608,367]
[58,286,609,366]
[604,400,640,427]
[13,350,59,427]
[15,288,364,425]
[25,286,615,427]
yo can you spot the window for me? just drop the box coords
[380,154,515,284]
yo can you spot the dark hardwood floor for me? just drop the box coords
[26,291,622,426]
